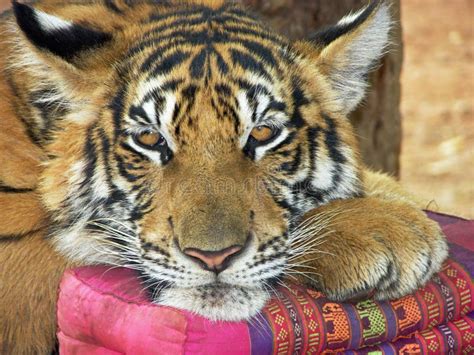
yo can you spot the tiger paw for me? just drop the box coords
[290,197,449,301]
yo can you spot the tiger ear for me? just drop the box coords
[12,1,112,63]
[298,0,391,114]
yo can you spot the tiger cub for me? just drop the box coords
[0,0,446,353]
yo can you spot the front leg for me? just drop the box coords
[289,197,448,301]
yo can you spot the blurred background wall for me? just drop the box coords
[0,0,472,217]
[399,0,473,218]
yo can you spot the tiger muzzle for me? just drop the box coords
[176,199,251,273]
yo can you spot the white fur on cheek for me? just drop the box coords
[311,152,335,191]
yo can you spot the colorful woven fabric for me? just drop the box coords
[57,213,474,354]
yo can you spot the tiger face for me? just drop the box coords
[8,0,390,320]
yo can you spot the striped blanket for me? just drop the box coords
[57,212,474,354]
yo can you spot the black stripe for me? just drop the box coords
[214,51,229,75]
[310,1,379,46]
[144,16,208,38]
[234,79,271,96]
[267,101,287,113]
[150,50,190,77]
[81,126,98,191]
[130,195,154,222]
[290,84,309,128]
[220,25,286,47]
[115,157,143,183]
[216,95,241,134]
[237,38,276,67]
[110,86,126,142]
[98,127,113,186]
[215,83,232,97]
[0,183,34,193]
[29,89,69,140]
[230,49,272,80]
[161,79,184,92]
[323,114,346,165]
[279,144,302,174]
[170,102,181,124]
[7,77,43,146]
[181,84,198,102]
[99,129,132,212]
[212,14,262,29]
[13,2,112,62]
[0,228,43,242]
[147,8,206,24]
[104,0,123,14]
[226,7,261,22]
[141,79,184,109]
[143,78,184,102]
[307,126,321,172]
[141,240,171,258]
[190,49,207,79]
[129,105,153,124]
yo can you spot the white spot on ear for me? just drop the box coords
[34,8,73,33]
[337,4,368,26]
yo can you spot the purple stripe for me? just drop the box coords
[426,211,466,226]
[249,313,273,355]
[378,301,398,340]
[367,341,397,355]
[344,303,362,350]
[438,323,456,353]
[449,242,474,276]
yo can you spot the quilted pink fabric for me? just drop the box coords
[57,266,250,354]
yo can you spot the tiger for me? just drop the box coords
[0,0,448,353]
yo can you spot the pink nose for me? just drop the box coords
[184,246,243,272]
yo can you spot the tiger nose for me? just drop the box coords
[183,245,243,273]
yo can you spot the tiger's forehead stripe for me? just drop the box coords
[127,3,289,81]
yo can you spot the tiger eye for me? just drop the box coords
[136,132,162,147]
[250,126,274,142]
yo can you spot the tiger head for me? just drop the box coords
[8,0,390,320]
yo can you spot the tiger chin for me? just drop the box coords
[0,0,447,352]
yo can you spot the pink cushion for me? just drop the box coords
[57,266,250,354]
[57,213,474,354]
